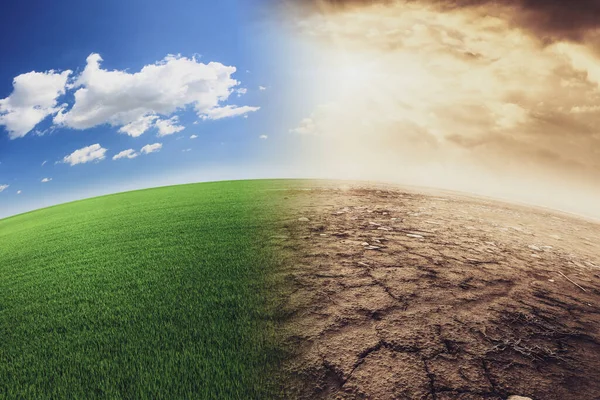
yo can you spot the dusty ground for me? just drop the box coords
[271,181,600,400]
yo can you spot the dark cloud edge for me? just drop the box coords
[279,0,600,44]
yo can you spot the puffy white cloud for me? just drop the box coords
[0,184,8,193]
[16,190,21,195]
[190,134,198,139]
[52,53,256,134]
[236,88,247,97]
[112,149,138,160]
[62,144,107,166]
[155,116,184,137]
[118,114,158,137]
[41,178,52,183]
[259,86,267,91]
[141,143,162,154]
[259,134,268,139]
[0,70,71,139]
[201,105,260,120]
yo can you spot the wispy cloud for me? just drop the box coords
[112,149,138,160]
[140,143,162,154]
[190,134,198,139]
[200,105,260,120]
[290,116,318,135]
[62,144,107,166]
[156,116,185,137]
[41,178,52,183]
[118,114,158,137]
[0,184,8,193]
[259,135,268,140]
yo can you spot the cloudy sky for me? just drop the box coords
[0,0,304,218]
[2,0,600,219]
[278,0,600,218]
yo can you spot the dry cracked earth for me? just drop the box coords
[270,182,600,400]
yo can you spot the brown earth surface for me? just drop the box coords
[270,181,600,400]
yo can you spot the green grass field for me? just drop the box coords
[0,180,294,399]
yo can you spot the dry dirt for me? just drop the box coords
[270,181,600,400]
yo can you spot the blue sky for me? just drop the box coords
[0,0,313,218]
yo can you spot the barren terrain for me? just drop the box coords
[272,182,600,400]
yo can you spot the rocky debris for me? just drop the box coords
[507,396,533,400]
[298,217,310,222]
[406,234,424,239]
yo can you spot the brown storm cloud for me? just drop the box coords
[281,0,600,218]
[287,0,600,44]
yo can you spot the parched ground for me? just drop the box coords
[271,182,600,400]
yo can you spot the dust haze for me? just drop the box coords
[280,0,600,219]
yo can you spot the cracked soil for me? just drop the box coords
[271,181,600,400]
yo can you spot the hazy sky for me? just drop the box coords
[281,0,600,218]
[2,0,600,219]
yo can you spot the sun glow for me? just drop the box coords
[287,1,600,218]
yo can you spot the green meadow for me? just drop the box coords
[0,180,294,399]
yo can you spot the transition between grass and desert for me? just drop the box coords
[2,179,600,400]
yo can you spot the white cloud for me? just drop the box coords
[141,143,162,154]
[259,86,267,91]
[259,135,268,139]
[16,190,21,195]
[0,184,8,193]
[62,144,107,166]
[52,53,257,134]
[190,134,198,139]
[201,105,260,120]
[182,148,192,152]
[118,114,158,137]
[112,149,138,160]
[41,160,47,167]
[236,88,247,97]
[41,178,52,183]
[155,116,185,137]
[0,70,71,139]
